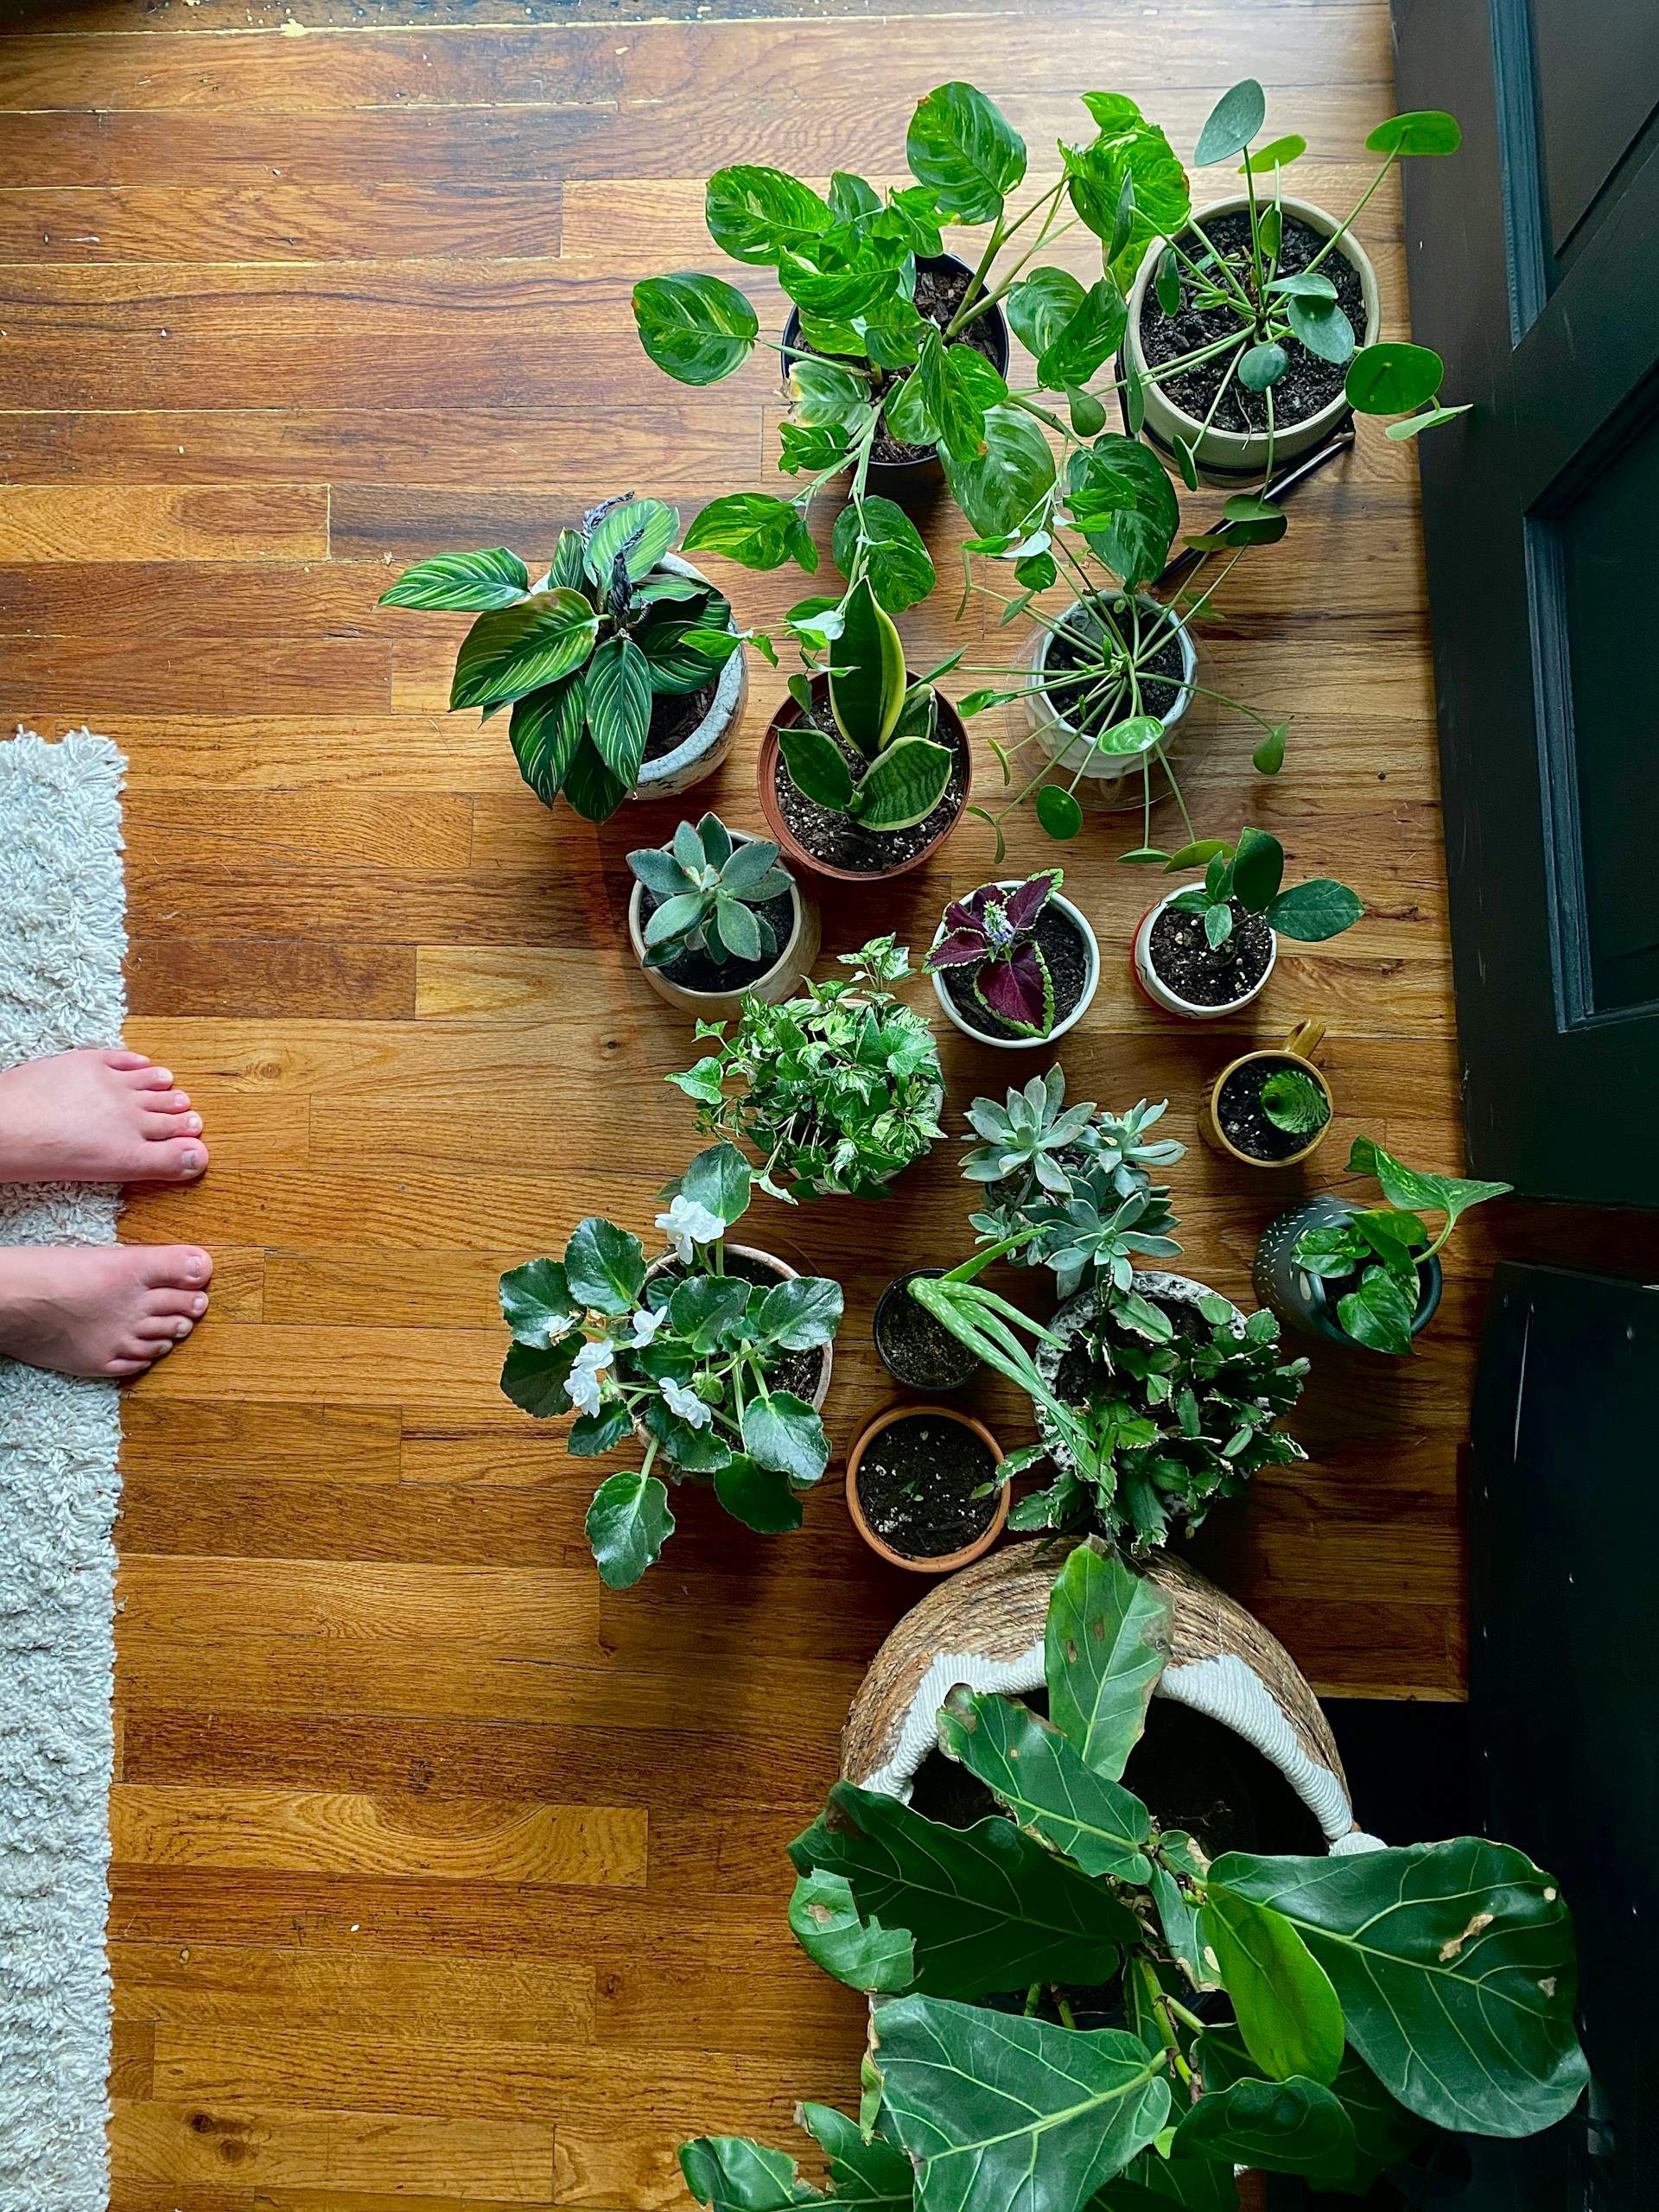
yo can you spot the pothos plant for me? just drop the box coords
[497,1141,841,1588]
[682,1544,1587,2212]
[670,940,944,1203]
[379,497,739,821]
[1164,824,1363,947]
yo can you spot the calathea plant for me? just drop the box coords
[1166,824,1362,948]
[925,871,1065,1039]
[1295,1137,1510,1354]
[670,940,944,1203]
[682,1544,1587,2212]
[497,1141,841,1588]
[379,498,739,821]
[627,815,792,973]
[778,579,953,833]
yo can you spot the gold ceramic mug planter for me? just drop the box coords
[1198,1018,1333,1169]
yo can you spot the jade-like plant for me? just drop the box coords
[1294,1137,1510,1354]
[682,1544,1587,2212]
[778,578,954,833]
[379,498,738,822]
[670,940,943,1203]
[925,871,1065,1039]
[628,815,793,973]
[1166,824,1362,948]
[498,1141,841,1588]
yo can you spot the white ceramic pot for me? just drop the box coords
[632,552,748,800]
[1133,885,1275,1021]
[931,883,1100,1050]
[627,829,820,1021]
[1125,195,1381,481]
[1026,594,1196,784]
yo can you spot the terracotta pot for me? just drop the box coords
[632,553,749,800]
[1132,886,1276,1020]
[627,829,820,1021]
[1198,1018,1334,1169]
[1025,594,1197,787]
[756,673,972,885]
[1125,195,1382,483]
[929,881,1100,1049]
[845,1403,1008,1575]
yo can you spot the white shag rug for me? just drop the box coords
[0,731,128,2212]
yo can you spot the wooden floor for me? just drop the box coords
[5,0,1652,2205]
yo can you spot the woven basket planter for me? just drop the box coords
[841,1537,1378,1853]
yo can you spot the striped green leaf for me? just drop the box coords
[508,677,585,806]
[379,547,529,611]
[585,635,653,785]
[450,588,598,711]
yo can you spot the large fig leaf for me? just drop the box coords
[797,2106,914,2209]
[937,1688,1153,1881]
[1045,1541,1171,1779]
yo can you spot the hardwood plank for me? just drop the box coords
[125,940,416,1021]
[118,1402,403,1484]
[0,485,327,563]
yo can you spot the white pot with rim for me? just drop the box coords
[632,551,748,800]
[1025,593,1197,786]
[1124,194,1382,482]
[931,881,1100,1050]
[1133,883,1276,1021]
[626,828,820,1021]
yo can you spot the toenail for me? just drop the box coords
[192,1294,207,1315]
[156,1070,172,1084]
[175,1319,193,1339]
[186,1256,206,1281]
[181,1148,202,1172]
[185,1114,202,1134]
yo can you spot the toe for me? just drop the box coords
[145,1289,207,1321]
[141,1110,202,1141]
[159,1138,208,1181]
[139,1245,213,1291]
[143,1089,193,1116]
[129,1065,175,1090]
[104,1049,151,1071]
[136,1313,193,1344]
[105,1356,152,1378]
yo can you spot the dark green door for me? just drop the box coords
[1392,0,1659,1205]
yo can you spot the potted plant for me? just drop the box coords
[378,498,746,819]
[1198,1017,1333,1169]
[1255,1135,1510,1355]
[497,1140,841,1587]
[961,1075,1185,1257]
[872,1269,980,1393]
[757,579,970,882]
[925,871,1099,1046]
[844,1403,1008,1574]
[1125,82,1467,484]
[669,938,944,1202]
[1135,825,1363,1019]
[681,1544,1587,2212]
[626,812,819,1020]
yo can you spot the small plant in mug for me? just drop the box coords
[627,815,792,972]
[1167,824,1363,947]
[1294,1137,1510,1353]
[1262,1064,1331,1138]
[925,871,1065,1039]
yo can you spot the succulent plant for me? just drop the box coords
[627,815,794,972]
[925,870,1064,1037]
[1261,1064,1330,1136]
[961,1068,1103,1198]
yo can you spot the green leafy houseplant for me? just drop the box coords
[670,940,944,1203]
[497,1141,841,1587]
[681,1544,1587,2212]
[627,814,794,974]
[1294,1137,1510,1355]
[1262,1066,1330,1140]
[379,497,740,822]
[1165,824,1363,948]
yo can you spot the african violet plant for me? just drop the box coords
[1166,824,1363,948]
[498,1141,841,1588]
[379,498,739,821]
[683,1544,1587,2212]
[627,815,793,975]
[671,940,944,1203]
[1295,1137,1510,1355]
[925,871,1065,1040]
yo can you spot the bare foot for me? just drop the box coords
[0,1048,207,1185]
[0,1244,212,1379]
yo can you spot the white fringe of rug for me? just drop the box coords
[0,731,128,2212]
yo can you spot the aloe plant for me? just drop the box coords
[681,1545,1587,2212]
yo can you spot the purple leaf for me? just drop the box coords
[980,944,1053,1033]
[930,928,990,969]
[1002,870,1062,935]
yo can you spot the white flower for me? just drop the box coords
[565,1337,615,1419]
[659,1376,714,1430]
[629,1306,666,1349]
[542,1312,575,1348]
[656,1192,726,1263]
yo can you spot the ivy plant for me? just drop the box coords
[497,1141,841,1587]
[670,940,944,1203]
[379,497,739,822]
[682,1544,1586,2212]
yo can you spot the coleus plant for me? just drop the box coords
[628,814,794,974]
[498,1141,841,1588]
[682,1545,1586,2212]
[925,871,1066,1039]
[1294,1136,1510,1354]
[1166,824,1363,948]
[379,498,739,822]
[670,940,944,1203]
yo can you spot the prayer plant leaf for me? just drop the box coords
[450,589,599,712]
[706,165,833,264]
[789,1869,916,1993]
[1044,1540,1172,1780]
[380,546,529,611]
[937,1687,1154,1880]
[634,271,760,385]
[906,81,1027,223]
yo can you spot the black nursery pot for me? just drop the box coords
[780,251,1011,502]
[1253,1193,1444,1351]
[873,1268,980,1392]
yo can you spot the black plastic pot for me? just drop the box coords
[779,251,1011,503]
[1253,1193,1443,1351]
[873,1268,980,1392]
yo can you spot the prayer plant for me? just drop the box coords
[670,940,944,1203]
[682,1544,1587,2212]
[497,1141,841,1588]
[379,497,739,822]
[925,871,1066,1040]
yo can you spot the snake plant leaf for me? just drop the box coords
[873,1995,1172,2212]
[379,546,529,611]
[796,2106,914,2209]
[906,81,1027,223]
[1197,1885,1344,2083]
[450,588,599,711]
[1171,2074,1357,2186]
[585,1469,675,1588]
[1211,1838,1590,2135]
[789,1869,915,1993]
[938,1687,1154,1880]
[830,579,907,758]
[780,722,859,813]
[1044,1541,1172,1778]
[791,1781,1137,1999]
[854,735,953,832]
[682,2136,823,2212]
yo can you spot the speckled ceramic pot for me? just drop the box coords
[1253,1192,1443,1350]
